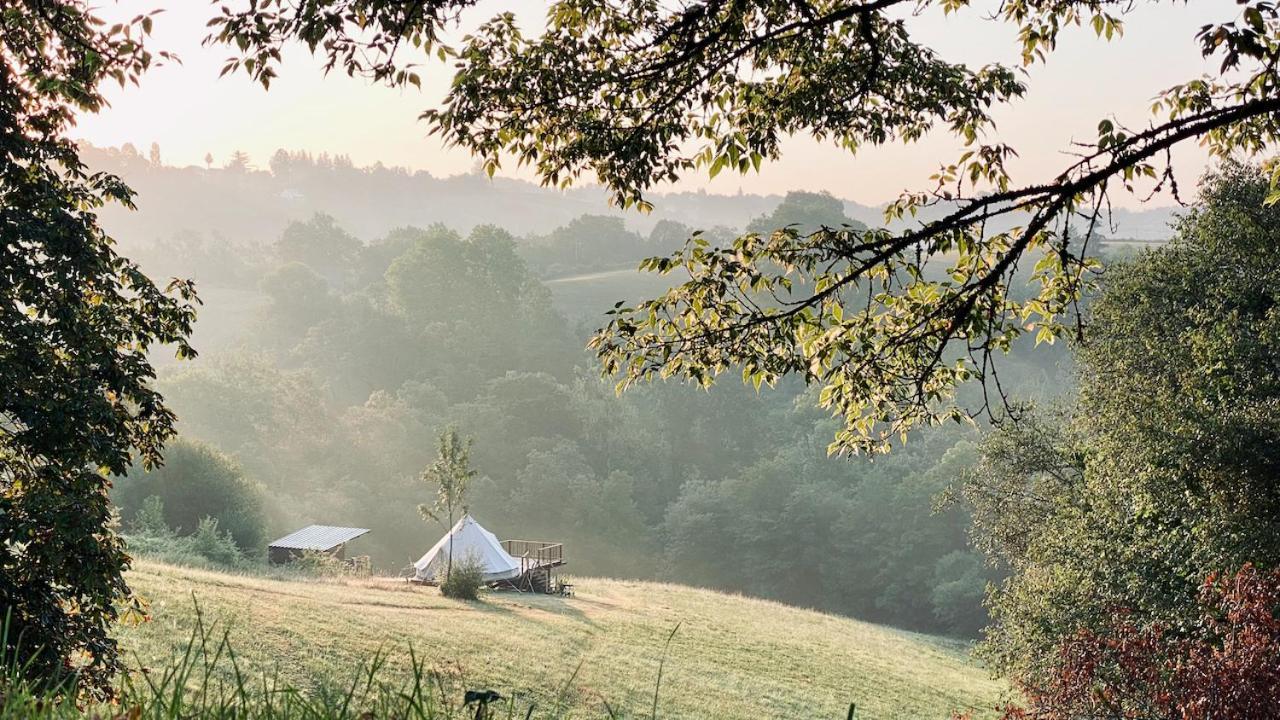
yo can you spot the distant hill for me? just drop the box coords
[839,200,1177,241]
[84,144,1178,255]
[121,560,1007,719]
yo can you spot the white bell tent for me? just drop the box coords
[413,514,521,583]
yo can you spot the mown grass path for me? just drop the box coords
[120,561,1006,719]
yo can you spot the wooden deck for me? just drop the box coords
[502,540,564,570]
[498,540,566,593]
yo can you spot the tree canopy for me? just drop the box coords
[113,439,267,551]
[207,0,1280,452]
[745,191,865,236]
[0,2,198,696]
[957,164,1280,690]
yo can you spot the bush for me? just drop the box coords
[124,499,245,569]
[187,517,244,567]
[113,438,267,551]
[999,564,1280,719]
[131,495,170,536]
[289,550,362,578]
[440,558,485,601]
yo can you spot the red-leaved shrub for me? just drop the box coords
[997,564,1280,720]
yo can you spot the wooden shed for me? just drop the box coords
[267,525,370,564]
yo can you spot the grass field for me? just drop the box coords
[119,560,1006,719]
[545,267,679,321]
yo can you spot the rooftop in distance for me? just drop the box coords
[268,525,371,552]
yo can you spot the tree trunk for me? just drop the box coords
[446,506,454,578]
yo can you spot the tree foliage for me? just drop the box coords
[745,191,865,236]
[113,439,267,551]
[274,213,362,287]
[522,215,647,277]
[208,0,1280,452]
[999,565,1280,720]
[419,428,478,576]
[958,164,1280,689]
[0,2,198,697]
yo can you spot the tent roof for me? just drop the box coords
[413,514,521,583]
[268,525,370,551]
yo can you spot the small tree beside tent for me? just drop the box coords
[412,515,520,584]
[412,514,567,593]
[418,428,477,579]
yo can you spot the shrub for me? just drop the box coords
[440,558,485,601]
[131,496,171,537]
[124,500,245,570]
[290,550,359,578]
[1000,564,1280,719]
[113,438,267,551]
[187,517,244,567]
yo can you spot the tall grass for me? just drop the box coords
[0,610,81,719]
[0,603,693,720]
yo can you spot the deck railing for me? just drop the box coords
[501,540,564,572]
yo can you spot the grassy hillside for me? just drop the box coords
[120,561,1006,719]
[545,266,680,322]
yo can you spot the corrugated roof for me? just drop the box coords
[268,525,370,551]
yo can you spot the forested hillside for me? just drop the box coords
[106,151,1091,638]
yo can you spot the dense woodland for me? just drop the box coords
[98,151,1087,638]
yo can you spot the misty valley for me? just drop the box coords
[7,3,1280,719]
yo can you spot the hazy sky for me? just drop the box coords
[75,1,1238,208]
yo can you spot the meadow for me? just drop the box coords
[110,560,1007,719]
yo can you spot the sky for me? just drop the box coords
[73,1,1240,208]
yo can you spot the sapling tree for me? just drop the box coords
[418,428,478,577]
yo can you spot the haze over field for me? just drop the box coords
[97,153,1077,642]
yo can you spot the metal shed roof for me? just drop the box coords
[268,525,370,551]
